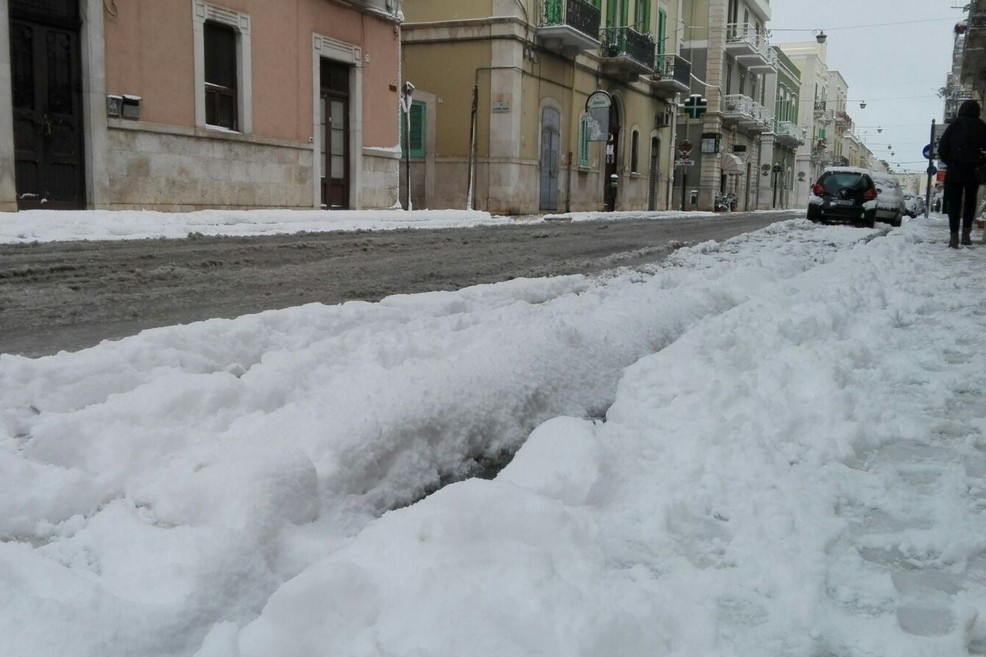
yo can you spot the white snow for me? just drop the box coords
[3,208,986,657]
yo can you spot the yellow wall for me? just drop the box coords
[403,0,495,22]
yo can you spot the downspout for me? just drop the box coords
[467,82,478,210]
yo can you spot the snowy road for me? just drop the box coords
[0,211,786,356]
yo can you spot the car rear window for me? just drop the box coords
[819,172,870,193]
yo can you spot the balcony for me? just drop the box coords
[537,0,601,56]
[650,53,691,98]
[724,23,776,72]
[721,94,772,132]
[774,120,806,147]
[600,26,655,80]
[963,6,986,88]
[834,110,853,131]
[813,99,826,116]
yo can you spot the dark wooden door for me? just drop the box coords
[10,18,86,210]
[320,60,350,210]
[539,107,560,211]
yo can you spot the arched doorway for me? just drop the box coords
[539,106,561,211]
[648,136,660,210]
[604,96,622,211]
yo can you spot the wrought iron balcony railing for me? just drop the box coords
[600,25,655,70]
[775,120,806,144]
[541,0,601,38]
[654,53,691,88]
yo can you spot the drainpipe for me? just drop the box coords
[467,83,478,210]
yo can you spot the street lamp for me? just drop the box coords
[859,100,867,109]
[814,29,827,44]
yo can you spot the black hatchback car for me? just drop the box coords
[806,167,879,228]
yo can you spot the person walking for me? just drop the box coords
[937,99,986,248]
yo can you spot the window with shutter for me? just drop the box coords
[579,115,591,167]
[401,100,426,158]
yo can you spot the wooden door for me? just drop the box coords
[10,17,86,209]
[320,60,350,210]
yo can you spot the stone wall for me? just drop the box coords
[104,121,313,211]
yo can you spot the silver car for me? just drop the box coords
[870,172,906,227]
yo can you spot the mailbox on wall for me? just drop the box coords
[122,95,142,120]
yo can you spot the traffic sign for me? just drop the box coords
[675,159,695,167]
[927,164,938,176]
[923,144,933,160]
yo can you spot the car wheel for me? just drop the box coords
[864,211,876,229]
[892,213,902,227]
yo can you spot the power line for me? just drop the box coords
[770,17,961,33]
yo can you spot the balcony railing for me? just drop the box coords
[537,0,601,54]
[721,93,772,132]
[650,53,691,97]
[600,26,655,72]
[725,22,775,70]
[774,120,806,145]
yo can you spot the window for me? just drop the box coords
[630,130,640,173]
[400,100,426,158]
[193,1,251,133]
[657,8,667,55]
[634,0,651,33]
[579,114,591,167]
[607,0,628,27]
[204,21,237,130]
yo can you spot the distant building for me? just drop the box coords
[673,0,777,212]
[400,0,685,214]
[758,45,803,210]
[0,0,403,212]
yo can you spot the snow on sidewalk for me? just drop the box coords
[2,214,986,657]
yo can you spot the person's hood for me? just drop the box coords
[958,99,982,118]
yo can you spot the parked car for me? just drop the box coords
[903,193,926,217]
[807,167,878,228]
[869,172,906,227]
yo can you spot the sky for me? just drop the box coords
[769,0,969,173]
[3,207,986,656]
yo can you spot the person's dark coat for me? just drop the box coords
[938,99,986,186]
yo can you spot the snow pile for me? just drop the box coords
[3,216,986,656]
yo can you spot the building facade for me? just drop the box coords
[672,0,776,212]
[756,45,803,209]
[1,0,403,212]
[400,0,687,214]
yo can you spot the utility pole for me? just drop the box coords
[925,119,936,219]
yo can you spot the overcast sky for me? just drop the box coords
[768,0,968,173]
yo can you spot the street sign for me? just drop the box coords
[682,94,708,119]
[927,164,938,176]
[923,144,933,159]
[675,159,695,167]
[585,90,612,142]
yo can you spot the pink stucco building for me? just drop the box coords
[1,0,403,211]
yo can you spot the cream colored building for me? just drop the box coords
[776,39,830,206]
[401,0,686,214]
[1,0,403,212]
[673,0,777,212]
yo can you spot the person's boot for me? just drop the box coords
[950,232,960,249]
[962,231,973,246]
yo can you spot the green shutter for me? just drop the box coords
[657,8,667,54]
[579,115,591,167]
[400,100,426,158]
[606,0,616,27]
[636,0,651,34]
